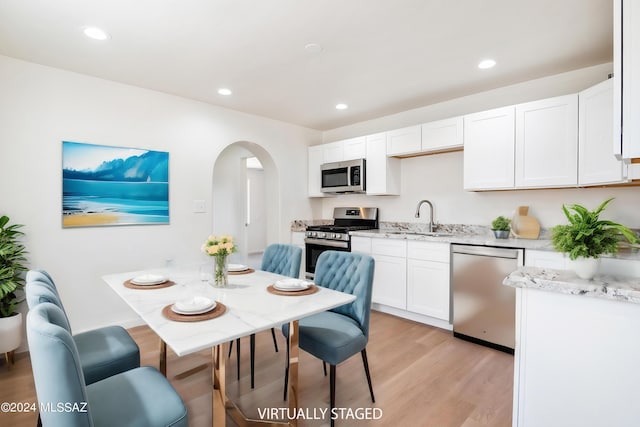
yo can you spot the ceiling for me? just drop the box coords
[0,0,612,131]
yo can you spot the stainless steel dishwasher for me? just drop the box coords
[451,244,523,353]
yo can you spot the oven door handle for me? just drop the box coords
[305,238,349,249]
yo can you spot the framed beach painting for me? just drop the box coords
[62,141,169,227]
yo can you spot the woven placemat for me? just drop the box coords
[124,279,175,290]
[267,284,318,296]
[161,302,226,322]
[228,268,255,276]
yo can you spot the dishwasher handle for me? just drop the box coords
[451,244,522,260]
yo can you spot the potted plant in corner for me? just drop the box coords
[551,198,638,279]
[0,215,27,364]
[491,216,511,239]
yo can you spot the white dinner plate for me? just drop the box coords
[173,296,215,313]
[228,263,250,272]
[273,278,310,291]
[131,274,168,285]
[171,302,217,316]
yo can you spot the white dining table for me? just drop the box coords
[103,264,356,427]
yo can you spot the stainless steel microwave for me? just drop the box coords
[321,159,366,193]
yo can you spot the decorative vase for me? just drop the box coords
[0,312,23,358]
[493,229,510,239]
[211,255,229,287]
[570,257,600,280]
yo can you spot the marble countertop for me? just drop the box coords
[291,220,640,259]
[349,228,555,250]
[103,266,355,356]
[503,266,640,304]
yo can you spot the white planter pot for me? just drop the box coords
[570,257,600,280]
[0,312,23,353]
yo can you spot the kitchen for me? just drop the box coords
[1,1,640,427]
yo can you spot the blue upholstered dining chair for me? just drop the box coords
[27,302,188,427]
[229,243,303,388]
[25,270,140,385]
[282,250,375,426]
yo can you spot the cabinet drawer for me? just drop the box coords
[407,241,449,263]
[351,236,372,254]
[371,238,407,257]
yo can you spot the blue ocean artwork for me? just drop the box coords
[62,141,169,227]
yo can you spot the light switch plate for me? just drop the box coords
[193,200,206,213]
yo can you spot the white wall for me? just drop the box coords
[319,63,640,229]
[0,55,320,338]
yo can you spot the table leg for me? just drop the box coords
[4,351,15,365]
[212,342,227,427]
[212,325,299,427]
[159,339,167,376]
[287,320,299,427]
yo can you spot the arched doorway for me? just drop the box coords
[211,141,279,267]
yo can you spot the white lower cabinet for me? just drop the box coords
[370,238,407,309]
[351,236,451,327]
[514,288,640,427]
[406,241,450,321]
[371,254,407,309]
[406,259,449,320]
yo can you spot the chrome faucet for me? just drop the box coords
[415,199,434,232]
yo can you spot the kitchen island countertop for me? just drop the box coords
[503,266,640,304]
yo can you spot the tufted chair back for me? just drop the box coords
[26,269,57,291]
[314,250,375,338]
[261,244,302,278]
[27,302,93,427]
[26,280,73,328]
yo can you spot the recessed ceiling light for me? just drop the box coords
[217,88,232,96]
[336,103,348,110]
[304,43,323,54]
[478,59,496,69]
[83,26,110,41]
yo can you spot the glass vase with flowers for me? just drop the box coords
[201,235,237,287]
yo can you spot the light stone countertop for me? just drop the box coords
[349,228,555,250]
[503,266,640,304]
[103,266,355,356]
[291,220,640,260]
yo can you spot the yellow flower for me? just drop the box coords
[203,233,237,256]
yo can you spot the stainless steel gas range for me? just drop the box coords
[304,207,378,279]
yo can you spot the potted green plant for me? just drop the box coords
[0,215,27,361]
[491,216,511,239]
[551,198,638,279]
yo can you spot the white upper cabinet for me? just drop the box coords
[515,94,578,188]
[342,136,366,160]
[463,106,516,190]
[614,0,640,159]
[365,132,400,195]
[386,125,422,156]
[421,116,464,152]
[307,145,325,197]
[579,79,626,186]
[322,141,344,163]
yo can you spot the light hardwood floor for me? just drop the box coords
[0,311,513,427]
